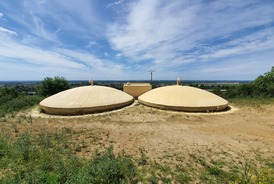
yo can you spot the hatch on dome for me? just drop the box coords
[138,85,228,112]
[39,85,134,115]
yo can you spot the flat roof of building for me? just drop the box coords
[124,83,151,86]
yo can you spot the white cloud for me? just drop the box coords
[0,27,17,36]
[198,28,274,61]
[87,41,97,47]
[107,0,198,63]
[29,12,58,42]
[107,0,125,9]
[0,40,83,70]
[1,0,274,80]
[0,35,126,80]
[107,0,274,68]
[22,0,105,38]
[116,53,122,57]
[0,0,105,43]
[193,51,274,80]
[0,12,3,17]
[56,48,125,74]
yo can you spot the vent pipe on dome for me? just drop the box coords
[89,79,94,86]
[176,77,181,85]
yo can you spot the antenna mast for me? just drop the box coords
[148,70,155,83]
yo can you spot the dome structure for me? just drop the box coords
[138,85,228,112]
[40,86,134,115]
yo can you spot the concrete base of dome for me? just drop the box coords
[40,99,134,115]
[138,99,228,112]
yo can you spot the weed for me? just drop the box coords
[86,146,137,183]
[16,132,32,161]
[239,159,252,184]
[27,115,32,124]
[266,162,274,169]
[37,132,53,149]
[74,139,87,152]
[229,97,274,107]
[11,123,19,133]
[138,147,148,165]
[208,165,223,176]
[149,173,158,184]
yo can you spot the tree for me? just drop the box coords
[253,67,274,97]
[224,67,274,98]
[0,87,19,104]
[38,76,70,97]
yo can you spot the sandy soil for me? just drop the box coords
[2,102,274,170]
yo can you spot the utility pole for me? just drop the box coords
[148,70,155,83]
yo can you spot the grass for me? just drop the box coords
[1,131,273,183]
[0,93,274,183]
[2,128,273,183]
[6,132,274,183]
[228,97,274,107]
[0,95,43,117]
[0,130,137,183]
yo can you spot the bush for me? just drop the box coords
[225,67,274,98]
[0,96,43,117]
[253,68,274,97]
[0,87,19,104]
[86,146,137,183]
[37,76,70,97]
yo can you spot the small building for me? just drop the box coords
[123,83,152,99]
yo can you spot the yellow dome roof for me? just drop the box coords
[40,85,134,115]
[138,85,228,112]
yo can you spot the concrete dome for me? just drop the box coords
[138,85,228,112]
[40,86,134,115]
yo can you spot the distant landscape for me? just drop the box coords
[0,79,250,95]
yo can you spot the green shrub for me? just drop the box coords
[37,76,70,97]
[0,87,19,104]
[225,67,274,98]
[0,131,137,184]
[0,96,43,117]
[86,146,137,183]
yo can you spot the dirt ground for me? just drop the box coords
[2,101,274,170]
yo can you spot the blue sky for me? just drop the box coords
[0,0,274,81]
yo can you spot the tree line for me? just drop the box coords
[224,67,274,98]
